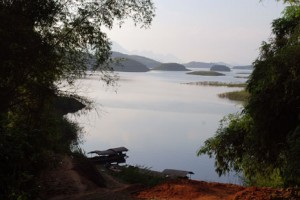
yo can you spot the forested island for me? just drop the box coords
[111,51,161,69]
[152,63,190,71]
[210,65,231,72]
[111,58,150,72]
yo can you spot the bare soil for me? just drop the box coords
[136,179,300,200]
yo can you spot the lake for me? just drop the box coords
[69,69,250,184]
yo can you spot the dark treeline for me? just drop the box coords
[0,0,154,199]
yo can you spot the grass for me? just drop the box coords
[110,165,166,187]
[186,71,225,76]
[218,90,250,102]
[184,81,247,87]
[234,76,249,79]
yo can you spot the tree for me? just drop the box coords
[198,5,300,187]
[0,0,155,111]
[0,0,155,199]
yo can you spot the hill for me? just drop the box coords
[184,61,214,68]
[112,58,150,72]
[112,51,160,69]
[210,65,231,72]
[129,55,161,69]
[152,63,190,71]
[82,52,150,72]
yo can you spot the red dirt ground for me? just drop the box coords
[135,179,300,200]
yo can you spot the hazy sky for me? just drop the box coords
[106,0,286,65]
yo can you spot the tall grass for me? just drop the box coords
[185,81,247,87]
[111,165,165,187]
[186,71,225,76]
[218,90,250,102]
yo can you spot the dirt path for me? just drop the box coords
[48,165,136,200]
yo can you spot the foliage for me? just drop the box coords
[0,105,82,199]
[198,113,254,175]
[278,0,300,5]
[0,0,154,199]
[243,169,284,187]
[284,125,300,185]
[198,5,300,187]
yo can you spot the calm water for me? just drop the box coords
[69,69,250,184]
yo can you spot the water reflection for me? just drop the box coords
[70,70,246,184]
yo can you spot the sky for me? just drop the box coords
[105,0,286,65]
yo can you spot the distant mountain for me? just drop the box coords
[112,51,160,69]
[210,65,231,72]
[111,41,181,63]
[183,61,213,68]
[214,62,232,67]
[152,63,190,71]
[232,65,253,70]
[184,61,234,68]
[111,42,130,54]
[84,51,150,72]
[111,51,130,58]
[131,50,182,63]
[112,58,149,72]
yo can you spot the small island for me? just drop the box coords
[187,71,225,76]
[210,65,231,72]
[152,63,190,71]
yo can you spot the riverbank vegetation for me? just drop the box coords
[234,76,249,79]
[185,81,247,87]
[184,81,249,102]
[198,3,300,187]
[218,90,250,102]
[186,71,225,76]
